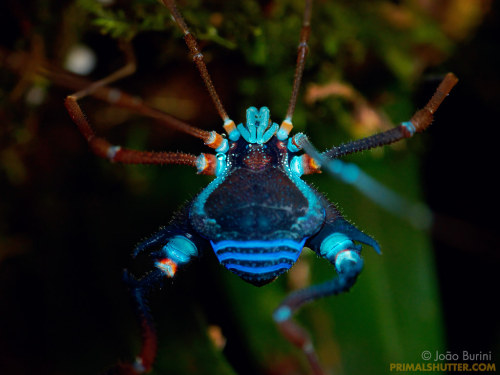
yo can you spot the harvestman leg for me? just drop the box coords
[273,207,380,375]
[160,0,236,135]
[64,39,200,166]
[105,204,205,375]
[322,73,459,158]
[272,74,457,375]
[65,94,200,166]
[63,2,238,373]
[273,266,362,375]
[277,0,313,140]
[63,43,200,375]
[289,73,458,228]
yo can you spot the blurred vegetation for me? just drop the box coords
[0,1,497,375]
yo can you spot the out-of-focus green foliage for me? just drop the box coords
[78,0,172,40]
[75,0,455,119]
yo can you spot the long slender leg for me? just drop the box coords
[160,0,236,135]
[59,40,227,150]
[65,95,200,166]
[108,215,204,374]
[323,73,458,158]
[273,245,363,375]
[277,0,313,140]
[273,212,379,375]
[60,39,224,167]
[107,269,163,375]
[274,271,361,375]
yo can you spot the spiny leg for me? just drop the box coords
[160,0,236,134]
[110,223,202,374]
[64,74,222,173]
[60,38,227,150]
[323,73,458,158]
[273,213,379,375]
[110,269,162,375]
[65,95,201,166]
[273,274,361,375]
[278,0,313,140]
[63,39,229,162]
[273,239,365,375]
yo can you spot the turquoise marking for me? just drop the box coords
[237,123,253,142]
[319,232,364,273]
[277,118,291,141]
[330,159,360,183]
[255,107,269,141]
[335,250,363,274]
[228,130,240,141]
[192,154,229,216]
[290,155,304,177]
[319,232,355,263]
[226,262,293,274]
[237,106,278,144]
[225,118,241,141]
[261,123,279,143]
[228,130,241,141]
[402,121,416,136]
[215,153,227,177]
[273,306,292,322]
[285,150,325,229]
[287,133,305,153]
[211,239,307,271]
[327,159,433,231]
[287,138,299,153]
[162,235,198,264]
[216,250,300,262]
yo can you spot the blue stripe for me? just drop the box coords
[216,250,300,262]
[211,238,307,252]
[226,263,292,274]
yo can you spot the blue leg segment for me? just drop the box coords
[119,269,164,374]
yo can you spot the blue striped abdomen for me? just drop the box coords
[210,238,307,285]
